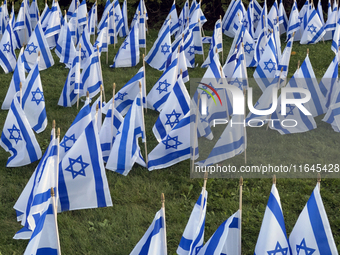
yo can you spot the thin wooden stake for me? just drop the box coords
[52,120,56,139]
[273,174,276,185]
[97,45,106,102]
[161,193,167,255]
[55,127,60,212]
[77,43,82,109]
[139,82,148,165]
[143,54,147,113]
[243,89,247,165]
[191,93,200,173]
[317,173,321,190]
[51,188,62,255]
[111,83,116,150]
[239,176,243,255]
[199,18,205,62]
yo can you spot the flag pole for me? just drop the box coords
[106,11,109,65]
[56,126,60,213]
[144,10,147,56]
[51,188,62,255]
[199,0,205,37]
[191,93,200,173]
[243,88,247,165]
[95,103,99,124]
[139,81,148,166]
[111,83,116,150]
[97,45,106,102]
[317,173,321,190]
[77,43,82,109]
[239,176,243,255]
[161,193,167,255]
[273,174,276,185]
[220,15,223,63]
[19,82,22,108]
[143,54,147,113]
[199,17,205,62]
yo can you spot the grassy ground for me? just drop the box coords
[0,29,340,254]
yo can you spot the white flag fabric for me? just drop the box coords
[147,58,178,111]
[197,210,241,255]
[93,21,108,53]
[289,184,338,255]
[110,19,139,68]
[58,120,113,212]
[67,0,79,20]
[148,112,198,171]
[106,94,146,176]
[44,2,61,49]
[119,0,129,37]
[300,9,326,44]
[81,51,103,99]
[319,55,338,109]
[278,0,288,34]
[2,47,26,110]
[177,188,207,255]
[286,0,301,41]
[0,13,16,73]
[88,1,97,35]
[129,208,167,255]
[222,0,245,38]
[13,0,31,48]
[77,0,87,26]
[29,0,39,29]
[145,22,171,70]
[152,75,190,142]
[276,34,294,81]
[21,56,47,133]
[22,21,54,71]
[254,184,290,255]
[0,92,42,167]
[178,0,189,35]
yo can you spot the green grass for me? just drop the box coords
[0,30,340,254]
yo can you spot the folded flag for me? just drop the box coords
[58,120,113,212]
[289,184,338,255]
[129,207,167,255]
[0,11,16,73]
[0,92,42,167]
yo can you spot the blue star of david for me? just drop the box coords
[25,42,38,55]
[8,124,22,144]
[264,59,276,73]
[307,24,317,34]
[81,48,87,60]
[284,104,295,117]
[267,241,288,255]
[114,13,120,22]
[244,42,254,54]
[274,18,278,25]
[31,87,44,105]
[298,16,303,24]
[243,19,248,28]
[121,41,129,49]
[65,155,89,179]
[200,108,209,122]
[116,92,128,100]
[230,78,244,89]
[296,239,315,255]
[162,134,182,149]
[161,42,171,55]
[200,84,214,99]
[156,79,171,94]
[3,41,11,53]
[165,110,181,128]
[179,18,182,26]
[254,14,259,22]
[260,47,265,55]
[60,134,76,153]
[188,46,195,56]
[133,13,138,21]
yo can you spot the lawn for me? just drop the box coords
[0,29,340,254]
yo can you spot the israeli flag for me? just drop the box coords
[278,0,288,34]
[119,0,129,37]
[300,9,325,44]
[0,92,42,167]
[324,1,337,33]
[196,114,246,167]
[23,197,60,255]
[81,51,103,99]
[130,0,148,29]
[146,58,178,111]
[223,46,239,78]
[2,47,26,110]
[55,13,77,68]
[145,22,171,70]
[58,55,80,107]
[183,23,196,68]
[129,207,167,255]
[21,56,47,133]
[160,0,179,36]
[29,0,39,29]
[189,3,205,54]
[103,67,144,116]
[294,54,327,117]
[106,94,146,176]
[111,19,139,68]
[331,19,340,55]
[254,0,267,39]
[286,0,301,41]
[323,98,340,132]
[254,32,278,92]
[148,112,198,171]
[40,3,50,31]
[44,2,61,49]
[59,100,91,161]
[319,55,338,109]
[177,188,207,255]
[298,0,309,35]
[201,19,222,68]
[230,44,247,91]
[94,21,108,53]
[254,184,290,255]
[267,0,278,31]
[222,0,245,38]
[77,0,87,26]
[254,26,267,64]
[276,34,294,81]
[242,0,254,38]
[88,1,97,35]
[67,0,79,20]
[13,0,31,48]
[197,210,241,255]
[59,120,113,212]
[99,107,124,162]
[111,0,124,36]
[97,0,112,32]
[77,22,93,68]
[316,0,325,26]
[22,21,54,71]
[178,0,189,35]
[153,75,190,142]
[0,13,16,73]
[289,184,338,254]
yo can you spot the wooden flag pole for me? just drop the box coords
[55,127,60,213]
[200,172,208,213]
[97,45,106,102]
[273,174,276,185]
[95,103,99,124]
[161,193,167,255]
[317,173,321,190]
[77,43,82,108]
[139,81,148,165]
[111,83,116,150]
[143,54,147,113]
[19,82,22,108]
[220,15,223,63]
[51,188,62,255]
[239,176,243,255]
[191,93,200,173]
[106,11,109,65]
[52,120,56,139]
[243,89,247,165]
